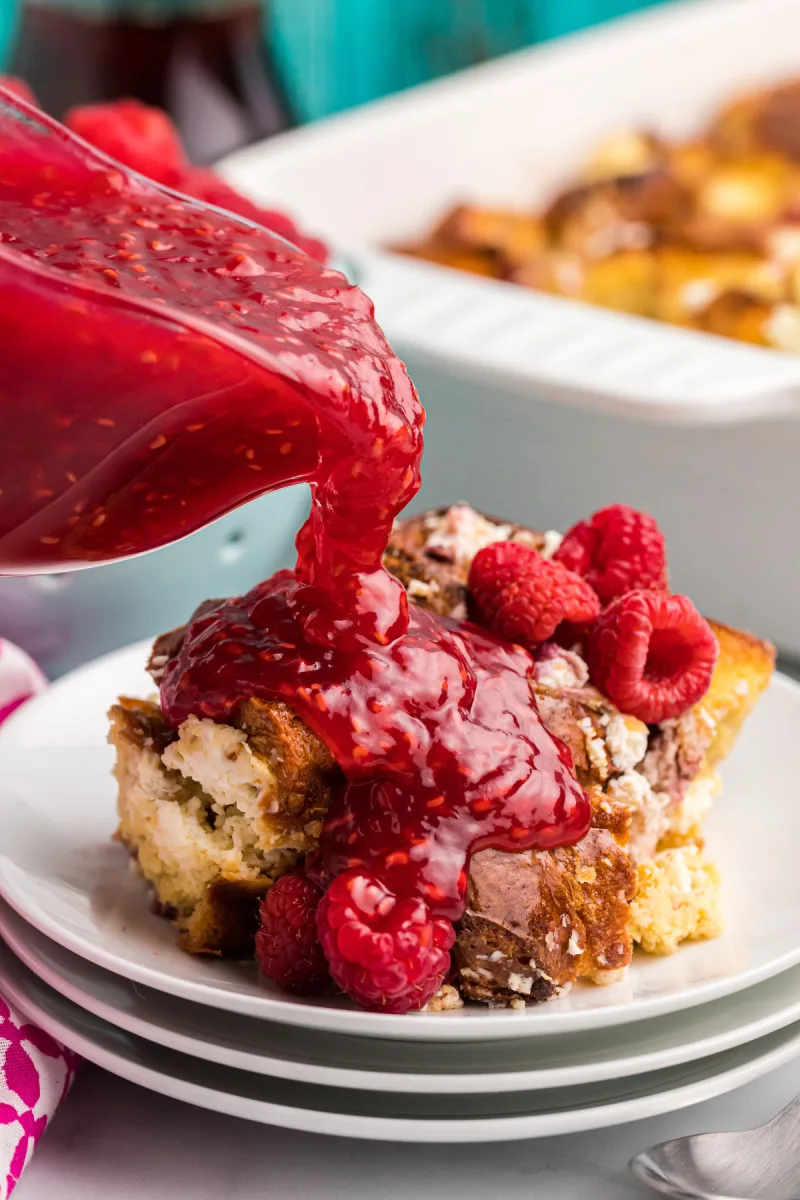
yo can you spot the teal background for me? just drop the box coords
[1,0,668,122]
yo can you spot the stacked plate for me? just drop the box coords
[1,640,800,1142]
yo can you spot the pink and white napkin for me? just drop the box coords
[0,642,46,727]
[0,640,80,1197]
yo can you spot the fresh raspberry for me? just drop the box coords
[255,873,330,995]
[554,504,668,604]
[177,167,328,262]
[469,541,601,647]
[0,77,38,107]
[65,99,187,184]
[316,869,454,1014]
[586,590,718,723]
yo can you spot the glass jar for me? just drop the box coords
[9,0,296,162]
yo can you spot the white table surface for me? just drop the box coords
[15,1058,800,1199]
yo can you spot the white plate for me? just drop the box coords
[7,898,800,1096]
[0,640,798,1042]
[4,939,800,1143]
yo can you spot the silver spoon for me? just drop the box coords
[629,1093,800,1199]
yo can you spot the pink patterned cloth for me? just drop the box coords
[0,642,46,726]
[0,640,80,1196]
[0,1000,79,1197]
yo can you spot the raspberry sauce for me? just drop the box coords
[0,92,591,923]
[161,573,590,919]
[0,90,418,638]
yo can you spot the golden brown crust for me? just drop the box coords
[146,599,223,681]
[432,205,547,268]
[109,696,177,755]
[456,820,636,1003]
[394,205,546,279]
[711,81,800,162]
[694,289,771,344]
[146,608,342,850]
[110,696,308,958]
[380,544,470,620]
[236,697,341,845]
[703,620,776,767]
[382,508,641,998]
[110,699,269,958]
[176,878,271,957]
[401,75,800,351]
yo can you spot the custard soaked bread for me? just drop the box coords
[110,688,340,956]
[110,504,774,1003]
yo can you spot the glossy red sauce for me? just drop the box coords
[161,573,590,918]
[0,92,591,918]
[0,90,417,633]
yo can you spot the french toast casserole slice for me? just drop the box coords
[109,503,775,1005]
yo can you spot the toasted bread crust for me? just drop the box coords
[237,697,340,801]
[703,620,776,766]
[110,696,318,957]
[456,795,636,1004]
[177,878,271,957]
[109,695,176,755]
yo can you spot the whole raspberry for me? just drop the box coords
[586,590,718,723]
[554,504,668,604]
[255,874,330,995]
[316,870,455,1014]
[469,541,601,647]
[65,99,187,184]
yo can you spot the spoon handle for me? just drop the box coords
[766,1091,800,1131]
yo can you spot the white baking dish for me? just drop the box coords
[220,0,800,658]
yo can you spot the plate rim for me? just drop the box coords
[1,639,799,1042]
[4,939,800,1143]
[6,897,800,1094]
